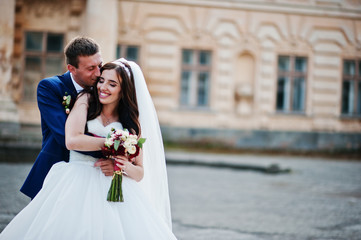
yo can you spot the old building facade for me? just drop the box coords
[1,0,361,152]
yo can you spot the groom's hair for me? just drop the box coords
[64,36,99,68]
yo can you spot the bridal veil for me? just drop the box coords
[112,58,172,229]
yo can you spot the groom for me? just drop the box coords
[21,37,113,199]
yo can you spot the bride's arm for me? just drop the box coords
[114,149,144,182]
[65,93,104,151]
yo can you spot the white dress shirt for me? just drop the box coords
[70,73,83,93]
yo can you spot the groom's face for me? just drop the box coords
[69,52,102,88]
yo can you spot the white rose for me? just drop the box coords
[104,138,114,147]
[123,139,132,149]
[129,134,137,139]
[130,138,137,145]
[123,129,129,137]
[120,136,126,141]
[128,145,136,154]
[127,135,137,144]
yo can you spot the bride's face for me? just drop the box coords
[97,69,122,106]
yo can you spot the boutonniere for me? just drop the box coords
[62,92,72,114]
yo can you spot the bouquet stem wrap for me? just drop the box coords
[107,170,123,202]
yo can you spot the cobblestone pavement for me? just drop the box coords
[1,151,361,240]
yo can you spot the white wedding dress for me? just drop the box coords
[0,118,177,240]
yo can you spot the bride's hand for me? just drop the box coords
[94,159,114,176]
[114,156,133,174]
[114,155,143,182]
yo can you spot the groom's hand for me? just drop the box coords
[94,159,114,176]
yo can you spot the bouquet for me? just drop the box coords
[102,128,146,202]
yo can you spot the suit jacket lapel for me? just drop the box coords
[60,71,77,98]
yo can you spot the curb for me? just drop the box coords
[165,151,292,174]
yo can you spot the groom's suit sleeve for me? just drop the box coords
[38,79,69,149]
[38,79,102,158]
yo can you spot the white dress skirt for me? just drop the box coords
[0,119,177,240]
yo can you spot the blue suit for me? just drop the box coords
[21,71,83,199]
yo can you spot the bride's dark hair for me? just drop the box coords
[85,62,141,136]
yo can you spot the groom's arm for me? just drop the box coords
[37,79,102,157]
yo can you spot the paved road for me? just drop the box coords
[1,151,361,239]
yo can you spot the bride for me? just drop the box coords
[0,59,177,239]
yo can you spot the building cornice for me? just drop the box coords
[123,0,361,19]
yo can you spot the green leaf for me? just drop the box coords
[114,140,120,151]
[65,95,71,105]
[137,138,146,148]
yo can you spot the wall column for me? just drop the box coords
[0,0,20,137]
[84,0,118,63]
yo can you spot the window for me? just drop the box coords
[116,45,139,63]
[180,49,212,107]
[23,32,64,102]
[341,59,361,117]
[276,55,307,113]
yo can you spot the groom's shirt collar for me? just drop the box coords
[70,73,83,93]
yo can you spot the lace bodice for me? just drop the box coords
[69,118,123,164]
